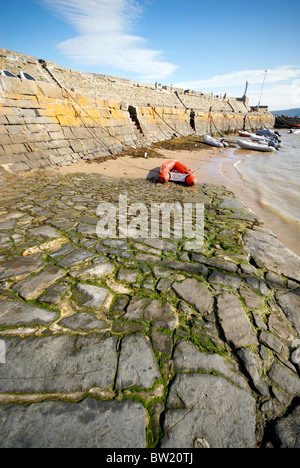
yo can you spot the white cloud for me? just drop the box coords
[174,66,300,111]
[174,66,300,90]
[248,80,300,111]
[43,0,178,80]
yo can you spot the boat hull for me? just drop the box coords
[204,135,224,148]
[237,139,276,152]
[159,160,197,185]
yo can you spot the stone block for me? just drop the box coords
[37,81,64,99]
[27,132,51,143]
[9,162,30,173]
[12,266,66,300]
[48,131,65,140]
[9,133,29,144]
[70,140,84,152]
[0,76,38,95]
[216,293,258,348]
[3,143,28,154]
[0,399,146,448]
[24,116,56,125]
[6,115,25,125]
[116,333,161,389]
[161,374,256,448]
[0,335,118,393]
[0,116,8,125]
[0,134,12,145]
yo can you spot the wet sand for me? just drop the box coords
[51,146,299,256]
[51,147,230,184]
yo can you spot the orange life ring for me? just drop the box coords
[159,160,197,186]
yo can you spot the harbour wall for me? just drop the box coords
[0,49,275,174]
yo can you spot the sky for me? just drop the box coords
[1,0,300,110]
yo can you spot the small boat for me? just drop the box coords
[290,124,300,128]
[203,135,229,148]
[238,131,255,138]
[256,129,281,138]
[159,160,197,186]
[288,128,300,134]
[251,136,281,149]
[250,134,266,142]
[237,139,276,152]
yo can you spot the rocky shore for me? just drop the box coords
[0,169,299,448]
[275,115,300,129]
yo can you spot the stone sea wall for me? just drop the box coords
[0,48,275,174]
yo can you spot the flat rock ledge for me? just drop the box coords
[0,172,299,448]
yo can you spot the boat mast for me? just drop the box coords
[257,69,268,111]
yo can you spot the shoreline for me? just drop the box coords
[50,145,300,257]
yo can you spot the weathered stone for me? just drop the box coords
[265,271,286,289]
[109,295,130,316]
[156,278,172,292]
[252,311,268,330]
[0,299,59,327]
[244,229,300,281]
[268,362,300,395]
[59,312,107,331]
[161,374,256,448]
[0,335,117,393]
[135,253,161,264]
[124,297,177,329]
[0,399,146,448]
[172,278,213,314]
[56,248,96,267]
[116,333,161,389]
[152,266,173,278]
[237,348,270,396]
[0,254,45,281]
[49,244,76,258]
[208,270,241,289]
[151,329,173,355]
[142,276,154,290]
[139,238,177,252]
[0,219,16,230]
[28,226,61,239]
[173,340,248,390]
[73,283,109,309]
[102,239,129,250]
[116,268,139,283]
[219,196,252,212]
[240,288,265,309]
[70,262,114,279]
[274,405,300,448]
[111,319,146,334]
[191,253,237,273]
[38,283,69,304]
[162,258,208,276]
[276,291,300,337]
[268,314,295,343]
[12,266,65,300]
[77,223,97,235]
[259,331,283,354]
[216,293,258,348]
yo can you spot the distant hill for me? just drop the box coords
[271,108,300,117]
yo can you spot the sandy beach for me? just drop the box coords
[51,145,299,256]
[50,146,231,183]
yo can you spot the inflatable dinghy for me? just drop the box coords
[204,135,229,148]
[237,139,276,152]
[159,160,197,186]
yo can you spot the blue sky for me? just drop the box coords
[1,0,300,110]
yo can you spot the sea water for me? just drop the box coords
[232,131,300,256]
